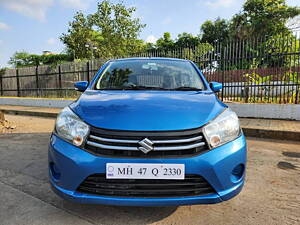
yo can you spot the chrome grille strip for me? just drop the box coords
[90,135,139,144]
[153,136,203,144]
[89,134,203,144]
[87,141,138,150]
[86,140,206,151]
[154,142,206,151]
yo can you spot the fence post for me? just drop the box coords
[221,46,226,101]
[16,69,20,97]
[35,66,39,97]
[58,65,62,97]
[0,74,3,96]
[86,61,90,82]
[295,87,299,104]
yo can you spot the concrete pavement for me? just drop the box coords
[0,132,299,225]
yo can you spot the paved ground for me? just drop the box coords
[0,115,300,225]
[240,118,300,132]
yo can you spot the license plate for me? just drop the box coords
[106,163,185,180]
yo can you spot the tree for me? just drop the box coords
[156,32,174,50]
[61,0,146,59]
[8,52,37,67]
[175,32,201,48]
[230,0,300,39]
[61,12,102,59]
[200,18,230,44]
[144,42,155,51]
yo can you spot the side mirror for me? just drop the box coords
[209,82,222,92]
[74,81,89,92]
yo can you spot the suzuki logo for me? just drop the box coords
[138,138,154,154]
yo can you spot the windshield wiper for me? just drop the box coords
[98,87,126,90]
[122,85,167,90]
[173,86,202,91]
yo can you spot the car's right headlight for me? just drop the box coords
[55,107,89,147]
[203,108,240,148]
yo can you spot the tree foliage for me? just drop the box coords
[200,18,230,44]
[8,51,72,68]
[230,0,300,39]
[60,0,146,59]
[176,32,201,47]
[149,32,202,50]
[61,12,101,59]
[145,32,213,62]
[156,32,174,50]
[199,0,300,42]
[9,52,33,68]
[0,68,5,77]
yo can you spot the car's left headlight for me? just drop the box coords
[203,108,240,148]
[55,107,89,147]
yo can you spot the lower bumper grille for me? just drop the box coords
[77,174,216,198]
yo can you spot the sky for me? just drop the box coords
[0,0,299,67]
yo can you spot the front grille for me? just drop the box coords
[77,174,216,198]
[84,127,209,158]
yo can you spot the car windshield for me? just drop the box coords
[95,59,205,90]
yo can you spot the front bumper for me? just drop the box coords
[48,134,247,206]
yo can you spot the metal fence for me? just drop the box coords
[0,33,300,103]
[0,60,106,98]
[135,34,300,104]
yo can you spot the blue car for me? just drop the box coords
[49,58,247,206]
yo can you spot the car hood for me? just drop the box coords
[70,90,226,131]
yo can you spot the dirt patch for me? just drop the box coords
[1,114,55,134]
[0,111,16,133]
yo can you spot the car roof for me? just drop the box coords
[109,57,190,63]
